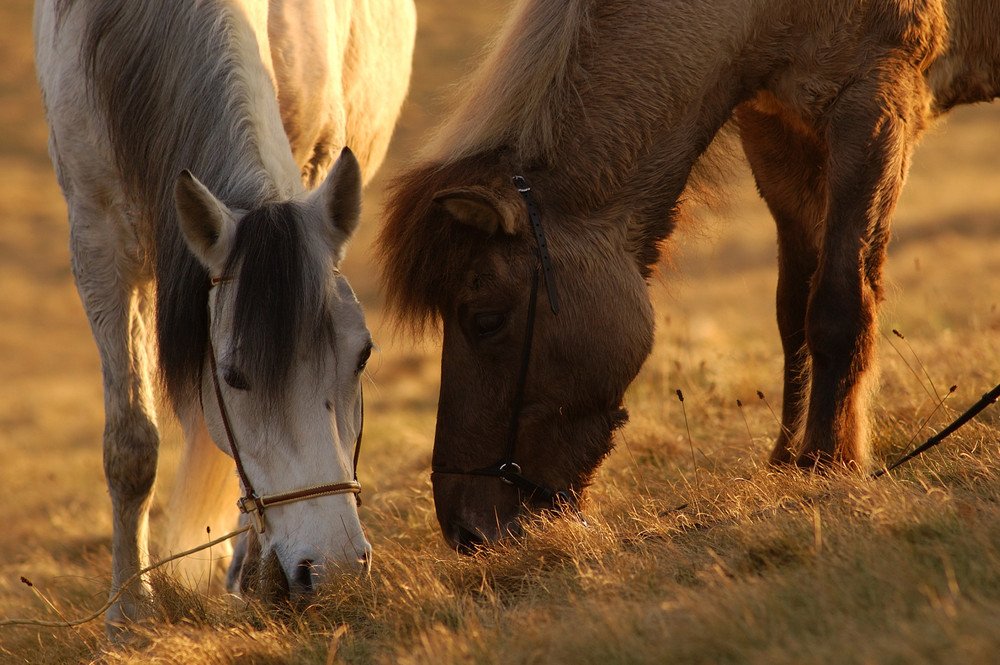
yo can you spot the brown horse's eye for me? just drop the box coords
[474,312,507,337]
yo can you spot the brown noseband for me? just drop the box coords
[204,277,363,534]
[431,176,583,519]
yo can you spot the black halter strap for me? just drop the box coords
[431,176,580,515]
[514,175,560,317]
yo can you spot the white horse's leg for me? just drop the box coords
[165,408,239,591]
[68,200,159,638]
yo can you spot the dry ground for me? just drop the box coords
[2,0,1000,663]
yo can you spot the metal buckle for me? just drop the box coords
[498,462,521,485]
[237,494,266,534]
[512,175,530,193]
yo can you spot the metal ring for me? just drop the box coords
[498,462,521,485]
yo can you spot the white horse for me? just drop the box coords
[34,0,414,637]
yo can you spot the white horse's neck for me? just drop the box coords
[226,1,303,198]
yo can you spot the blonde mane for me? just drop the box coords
[422,0,590,165]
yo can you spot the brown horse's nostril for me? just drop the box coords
[454,524,487,555]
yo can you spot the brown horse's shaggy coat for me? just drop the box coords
[377,0,999,549]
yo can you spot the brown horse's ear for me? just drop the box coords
[434,187,518,236]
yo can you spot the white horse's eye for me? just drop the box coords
[357,343,373,373]
[223,366,251,391]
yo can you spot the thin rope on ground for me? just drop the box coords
[873,382,1000,479]
[0,524,250,629]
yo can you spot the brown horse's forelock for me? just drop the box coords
[377,160,498,331]
[222,202,334,404]
[376,150,691,332]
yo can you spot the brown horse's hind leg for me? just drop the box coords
[797,68,922,470]
[738,102,828,466]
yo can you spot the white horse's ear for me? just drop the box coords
[175,170,237,271]
[310,146,362,249]
[433,186,519,236]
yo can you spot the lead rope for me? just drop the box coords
[872,381,1000,479]
[0,524,251,629]
[1,363,363,631]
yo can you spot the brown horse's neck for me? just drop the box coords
[516,1,758,272]
[929,0,1000,111]
[377,0,781,325]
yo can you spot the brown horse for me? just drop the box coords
[377,0,1000,550]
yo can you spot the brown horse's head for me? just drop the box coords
[378,163,656,551]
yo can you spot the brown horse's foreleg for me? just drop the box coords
[799,69,921,470]
[738,103,828,465]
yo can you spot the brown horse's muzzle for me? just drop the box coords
[431,472,527,553]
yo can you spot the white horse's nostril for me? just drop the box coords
[291,559,315,595]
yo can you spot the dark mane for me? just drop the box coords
[223,203,333,402]
[81,0,278,407]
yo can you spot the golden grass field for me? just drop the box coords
[3,0,1000,663]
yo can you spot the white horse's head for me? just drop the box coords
[175,149,372,600]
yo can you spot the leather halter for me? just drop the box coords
[204,278,363,534]
[431,176,581,516]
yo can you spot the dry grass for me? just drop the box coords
[3,0,1000,663]
[15,452,1000,664]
